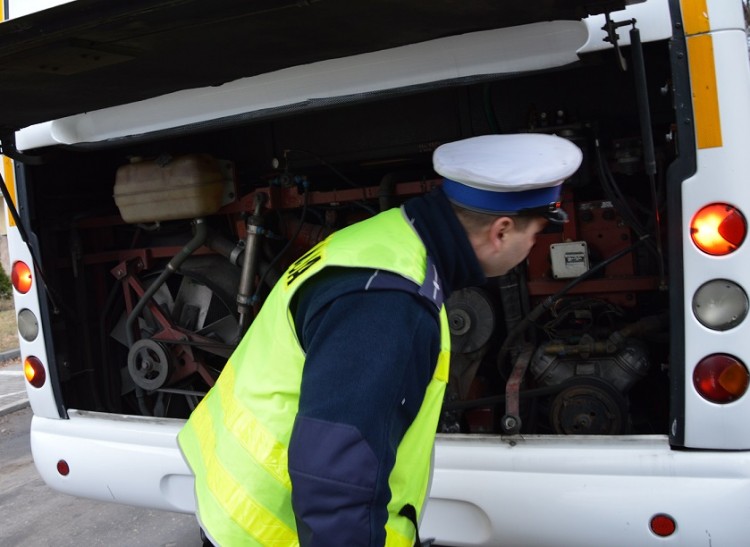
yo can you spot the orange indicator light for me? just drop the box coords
[11,261,32,294]
[690,204,746,255]
[24,356,46,388]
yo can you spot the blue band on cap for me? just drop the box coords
[442,178,562,213]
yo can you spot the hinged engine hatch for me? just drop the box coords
[0,0,643,133]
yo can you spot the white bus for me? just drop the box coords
[2,0,750,544]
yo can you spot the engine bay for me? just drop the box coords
[23,41,674,435]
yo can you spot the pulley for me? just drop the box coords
[128,339,173,391]
[549,378,628,435]
[446,287,495,354]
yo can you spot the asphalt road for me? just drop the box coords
[0,407,203,547]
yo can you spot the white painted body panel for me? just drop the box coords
[31,414,750,546]
[680,8,750,449]
[6,0,74,19]
[423,433,750,546]
[7,220,58,419]
[30,411,195,513]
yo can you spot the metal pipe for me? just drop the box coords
[501,344,534,434]
[630,24,666,289]
[237,194,267,333]
[124,218,208,416]
[629,26,656,177]
[125,218,208,347]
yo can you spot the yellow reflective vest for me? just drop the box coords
[178,207,451,546]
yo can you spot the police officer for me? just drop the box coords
[179,133,583,546]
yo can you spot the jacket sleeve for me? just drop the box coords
[288,275,440,547]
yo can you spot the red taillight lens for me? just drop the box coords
[11,261,32,294]
[693,354,749,403]
[650,514,676,537]
[24,356,46,388]
[690,204,747,255]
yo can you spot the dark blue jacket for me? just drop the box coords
[289,188,485,546]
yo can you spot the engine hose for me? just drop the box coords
[543,312,669,356]
[205,227,244,266]
[595,139,649,243]
[496,235,650,372]
[378,173,398,212]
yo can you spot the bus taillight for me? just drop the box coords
[24,356,46,388]
[690,204,746,256]
[693,354,749,403]
[11,260,32,294]
[692,279,748,331]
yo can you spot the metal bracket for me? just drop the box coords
[602,13,636,72]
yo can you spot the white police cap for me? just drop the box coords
[433,134,583,222]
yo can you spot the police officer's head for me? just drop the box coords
[433,133,583,276]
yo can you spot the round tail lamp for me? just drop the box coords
[24,356,46,389]
[693,354,749,403]
[11,260,32,294]
[692,280,748,331]
[690,204,746,256]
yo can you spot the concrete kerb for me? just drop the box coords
[0,348,20,361]
[0,348,28,417]
[0,399,29,417]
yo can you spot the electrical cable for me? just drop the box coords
[283,148,377,215]
[595,139,660,260]
[496,235,650,373]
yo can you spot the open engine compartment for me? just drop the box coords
[22,40,675,435]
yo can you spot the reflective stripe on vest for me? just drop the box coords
[179,207,450,546]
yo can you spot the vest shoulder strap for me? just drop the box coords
[363,256,444,311]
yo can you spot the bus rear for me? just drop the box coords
[2,0,750,544]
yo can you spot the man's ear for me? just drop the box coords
[488,216,514,251]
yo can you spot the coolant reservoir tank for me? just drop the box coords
[114,154,225,223]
